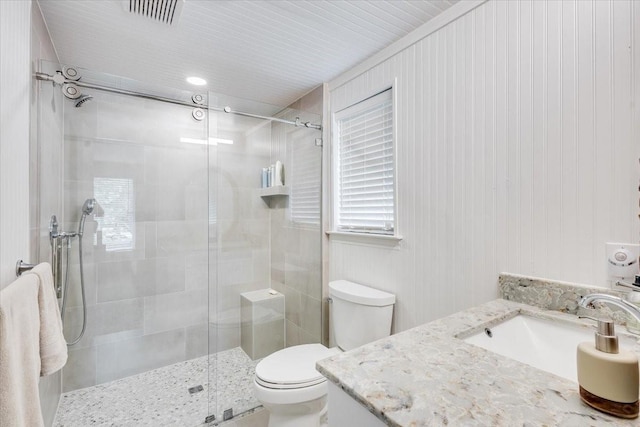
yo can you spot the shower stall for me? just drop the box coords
[34,60,324,425]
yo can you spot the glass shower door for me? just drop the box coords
[207,91,323,422]
[40,60,324,425]
[40,60,215,426]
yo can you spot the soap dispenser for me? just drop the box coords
[576,318,639,419]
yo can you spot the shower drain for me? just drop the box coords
[188,385,204,394]
[223,408,233,421]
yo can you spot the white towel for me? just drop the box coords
[25,262,67,376]
[0,274,45,427]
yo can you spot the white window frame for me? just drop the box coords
[331,86,399,239]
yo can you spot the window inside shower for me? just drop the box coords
[93,177,135,252]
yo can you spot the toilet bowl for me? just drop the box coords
[254,344,340,427]
[253,280,395,427]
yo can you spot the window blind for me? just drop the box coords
[291,132,321,225]
[93,177,136,251]
[335,89,394,234]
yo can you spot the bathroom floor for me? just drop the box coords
[54,347,262,427]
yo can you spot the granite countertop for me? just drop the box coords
[317,298,640,426]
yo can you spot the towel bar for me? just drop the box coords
[16,260,36,277]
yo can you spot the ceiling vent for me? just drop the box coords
[123,0,184,25]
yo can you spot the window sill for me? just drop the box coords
[326,231,403,247]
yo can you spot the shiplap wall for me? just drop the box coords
[0,1,32,288]
[328,0,640,332]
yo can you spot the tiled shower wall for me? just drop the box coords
[60,87,210,391]
[269,86,324,347]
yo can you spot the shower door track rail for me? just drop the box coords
[34,72,322,130]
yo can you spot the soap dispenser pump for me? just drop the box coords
[576,318,639,419]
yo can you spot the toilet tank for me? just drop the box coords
[329,280,395,351]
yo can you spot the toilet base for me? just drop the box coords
[262,396,327,427]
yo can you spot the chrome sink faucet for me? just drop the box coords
[578,293,640,324]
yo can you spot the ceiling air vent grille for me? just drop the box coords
[125,0,184,25]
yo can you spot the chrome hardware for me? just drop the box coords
[192,94,206,105]
[62,83,82,99]
[192,108,205,121]
[61,66,81,81]
[49,215,62,297]
[615,275,640,292]
[49,214,59,237]
[579,293,640,336]
[75,95,93,108]
[34,72,322,129]
[51,73,65,85]
[49,215,77,298]
[49,200,95,345]
[579,293,640,321]
[578,315,619,354]
[15,260,36,277]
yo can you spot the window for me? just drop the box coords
[333,89,395,235]
[93,177,135,251]
[290,129,321,226]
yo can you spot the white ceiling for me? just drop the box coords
[38,0,458,107]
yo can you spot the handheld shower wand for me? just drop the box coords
[78,198,96,237]
[60,198,97,346]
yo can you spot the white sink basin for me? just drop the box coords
[462,314,636,383]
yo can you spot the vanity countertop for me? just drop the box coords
[316,298,640,426]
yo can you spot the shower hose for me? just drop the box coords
[60,233,88,346]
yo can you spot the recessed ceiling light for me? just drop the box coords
[186,76,207,86]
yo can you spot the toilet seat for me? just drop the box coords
[255,376,326,389]
[255,344,340,390]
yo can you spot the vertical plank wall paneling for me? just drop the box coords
[0,1,31,287]
[328,0,640,332]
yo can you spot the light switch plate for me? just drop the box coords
[606,242,640,281]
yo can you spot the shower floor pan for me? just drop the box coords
[54,347,260,426]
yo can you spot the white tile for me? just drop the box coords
[144,289,208,334]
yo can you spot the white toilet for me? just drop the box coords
[253,280,396,427]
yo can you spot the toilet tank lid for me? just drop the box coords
[329,280,395,306]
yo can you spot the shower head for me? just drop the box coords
[82,198,96,215]
[75,95,93,108]
[78,198,97,237]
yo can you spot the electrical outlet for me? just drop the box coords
[606,242,640,281]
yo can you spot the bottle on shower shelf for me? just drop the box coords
[268,164,274,187]
[275,160,284,186]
